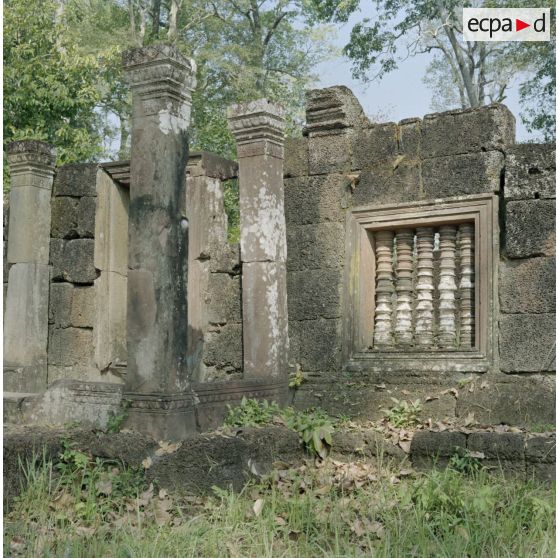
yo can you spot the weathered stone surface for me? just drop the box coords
[289,318,341,372]
[203,323,243,373]
[53,163,98,197]
[7,186,52,264]
[48,327,93,367]
[78,196,96,238]
[457,376,555,426]
[49,282,73,326]
[284,137,308,178]
[70,286,96,327]
[499,314,556,372]
[505,143,555,200]
[284,175,348,225]
[499,257,555,313]
[421,151,504,197]
[208,242,240,274]
[354,162,421,205]
[286,223,345,271]
[242,262,289,380]
[308,130,353,175]
[505,200,556,258]
[51,197,79,239]
[4,263,50,391]
[525,434,556,463]
[186,151,238,180]
[411,431,467,457]
[468,432,525,460]
[3,241,8,284]
[52,239,97,283]
[304,86,368,134]
[207,273,241,324]
[526,462,555,484]
[398,118,421,157]
[287,269,342,320]
[352,123,399,169]
[421,104,515,158]
[3,197,9,241]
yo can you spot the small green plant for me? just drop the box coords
[105,400,131,433]
[382,398,423,427]
[224,397,280,427]
[288,368,305,389]
[283,407,334,459]
[449,449,483,475]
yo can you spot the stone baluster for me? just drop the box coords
[4,141,56,393]
[438,225,458,349]
[415,227,435,348]
[122,44,197,439]
[458,223,475,349]
[228,99,289,386]
[373,230,395,348]
[394,229,414,346]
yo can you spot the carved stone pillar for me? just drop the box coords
[394,229,414,346]
[415,227,435,348]
[458,223,475,348]
[122,45,197,439]
[228,100,289,385]
[438,225,458,349]
[4,141,56,392]
[373,230,394,348]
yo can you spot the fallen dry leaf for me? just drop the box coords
[253,498,264,517]
[142,456,153,469]
[155,441,182,456]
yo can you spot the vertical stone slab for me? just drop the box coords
[228,100,289,384]
[122,44,197,439]
[4,140,56,392]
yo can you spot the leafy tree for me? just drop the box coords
[4,0,104,164]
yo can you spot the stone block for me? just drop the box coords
[525,434,556,463]
[52,239,97,284]
[284,175,348,225]
[499,313,555,372]
[505,143,555,200]
[284,137,308,178]
[526,462,555,483]
[352,123,399,169]
[287,269,342,320]
[203,323,243,373]
[7,186,52,264]
[354,162,421,205]
[289,318,341,372]
[48,327,93,367]
[242,262,289,379]
[505,200,555,258]
[53,163,98,197]
[78,196,96,238]
[51,197,79,239]
[208,242,240,274]
[411,431,467,457]
[308,130,353,175]
[3,263,50,385]
[71,286,96,327]
[207,273,241,324]
[467,432,525,461]
[457,376,555,426]
[49,282,73,327]
[499,257,555,313]
[421,151,504,198]
[287,223,345,271]
[3,241,8,284]
[421,104,515,158]
[398,118,421,158]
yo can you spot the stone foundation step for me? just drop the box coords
[3,392,41,423]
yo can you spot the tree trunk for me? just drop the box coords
[152,0,161,39]
[168,0,181,41]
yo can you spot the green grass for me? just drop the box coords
[4,446,555,557]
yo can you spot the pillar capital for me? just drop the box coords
[7,140,56,183]
[123,44,196,117]
[228,99,285,158]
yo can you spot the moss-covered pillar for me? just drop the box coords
[4,140,56,392]
[122,44,197,439]
[228,100,289,386]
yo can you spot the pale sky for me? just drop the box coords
[314,8,531,141]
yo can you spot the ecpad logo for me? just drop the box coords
[463,8,550,41]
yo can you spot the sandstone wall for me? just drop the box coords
[283,87,555,426]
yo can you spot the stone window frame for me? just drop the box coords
[342,193,498,373]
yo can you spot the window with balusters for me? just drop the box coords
[345,195,497,373]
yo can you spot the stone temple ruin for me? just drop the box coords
[3,44,556,442]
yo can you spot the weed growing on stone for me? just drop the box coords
[382,397,423,428]
[5,450,555,557]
